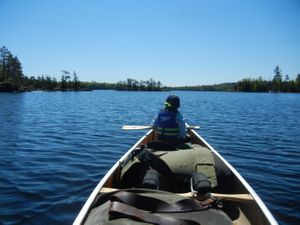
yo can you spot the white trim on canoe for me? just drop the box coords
[190,129,278,225]
[73,129,153,225]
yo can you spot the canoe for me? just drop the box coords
[73,127,278,225]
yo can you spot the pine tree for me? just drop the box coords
[272,66,282,92]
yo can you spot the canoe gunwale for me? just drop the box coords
[73,129,153,225]
[189,129,278,225]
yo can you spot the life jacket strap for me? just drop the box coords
[157,127,179,137]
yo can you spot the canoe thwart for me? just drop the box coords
[100,187,254,202]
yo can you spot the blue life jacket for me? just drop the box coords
[156,109,179,140]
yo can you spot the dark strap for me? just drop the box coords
[109,201,201,225]
[146,141,177,150]
[111,191,208,213]
[136,148,175,181]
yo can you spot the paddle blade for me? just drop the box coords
[122,125,153,130]
[187,126,200,130]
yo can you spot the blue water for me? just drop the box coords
[0,91,299,225]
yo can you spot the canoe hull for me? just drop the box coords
[73,128,278,225]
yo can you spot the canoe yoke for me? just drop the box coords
[119,142,218,194]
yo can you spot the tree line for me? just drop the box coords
[1,46,299,93]
[0,46,165,92]
[235,66,300,92]
[170,83,236,92]
[115,78,165,91]
[169,66,300,93]
[0,46,83,91]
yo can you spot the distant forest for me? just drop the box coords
[0,46,164,92]
[1,46,300,93]
[173,67,300,93]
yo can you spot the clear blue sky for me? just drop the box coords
[1,0,299,86]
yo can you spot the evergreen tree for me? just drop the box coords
[0,46,10,82]
[296,74,300,92]
[0,46,25,91]
[72,71,81,90]
[272,66,282,92]
[60,70,70,90]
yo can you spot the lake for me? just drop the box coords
[0,90,299,225]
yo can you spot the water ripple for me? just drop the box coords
[0,91,299,225]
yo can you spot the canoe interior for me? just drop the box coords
[79,129,275,225]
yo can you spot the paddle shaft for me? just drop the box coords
[122,125,152,130]
[180,192,254,203]
[122,125,200,130]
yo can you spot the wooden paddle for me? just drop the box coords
[100,187,254,202]
[122,125,152,130]
[180,192,254,203]
[122,125,200,130]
